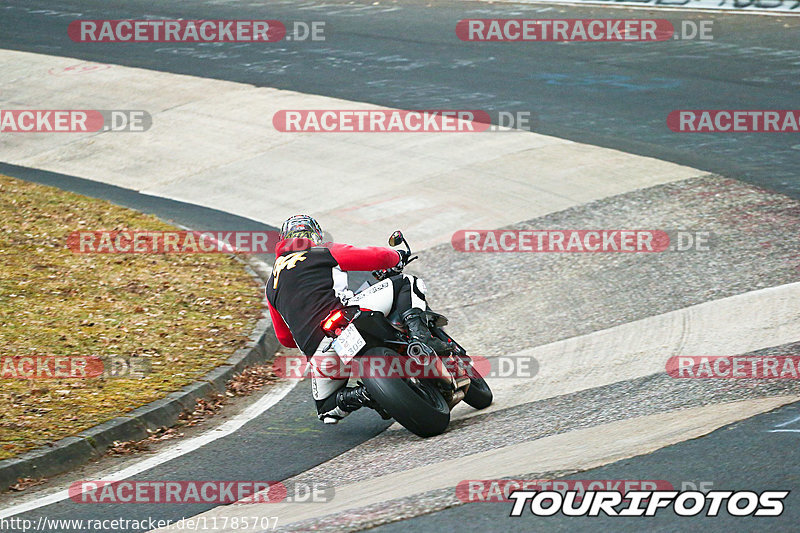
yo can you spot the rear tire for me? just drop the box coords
[464,373,493,409]
[360,347,450,438]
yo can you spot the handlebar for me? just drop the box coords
[372,231,417,280]
[372,266,402,281]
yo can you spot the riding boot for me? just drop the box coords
[401,308,451,355]
[334,384,391,420]
[335,384,374,412]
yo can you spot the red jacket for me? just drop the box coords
[266,238,400,354]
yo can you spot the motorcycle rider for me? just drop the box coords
[265,214,451,424]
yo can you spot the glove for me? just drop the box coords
[372,266,403,281]
[396,249,411,266]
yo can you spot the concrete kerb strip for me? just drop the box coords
[0,49,704,250]
[0,256,278,491]
[448,280,800,422]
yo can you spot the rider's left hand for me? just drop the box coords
[396,249,410,266]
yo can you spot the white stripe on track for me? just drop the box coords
[0,379,298,518]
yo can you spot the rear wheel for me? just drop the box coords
[360,347,450,438]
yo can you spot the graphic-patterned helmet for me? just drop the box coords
[279,214,324,245]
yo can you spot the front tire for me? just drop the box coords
[360,348,450,438]
[464,373,493,409]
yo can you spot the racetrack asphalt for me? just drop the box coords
[368,399,800,533]
[0,0,798,198]
[1,0,799,531]
[5,382,392,533]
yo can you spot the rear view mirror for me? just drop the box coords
[388,230,404,247]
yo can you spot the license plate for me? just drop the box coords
[332,323,366,364]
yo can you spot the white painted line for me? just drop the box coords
[0,378,298,518]
[772,413,800,428]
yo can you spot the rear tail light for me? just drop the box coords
[320,306,361,337]
[322,310,344,333]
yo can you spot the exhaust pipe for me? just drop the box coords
[407,343,455,385]
[448,390,465,409]
[455,375,471,390]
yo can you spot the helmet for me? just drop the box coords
[279,214,324,245]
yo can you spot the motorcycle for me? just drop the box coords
[319,230,492,438]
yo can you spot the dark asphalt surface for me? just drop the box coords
[0,162,278,239]
[0,0,798,198]
[369,399,800,533]
[10,383,391,533]
[1,1,799,531]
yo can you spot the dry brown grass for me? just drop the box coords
[0,174,263,459]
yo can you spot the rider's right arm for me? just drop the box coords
[325,242,402,272]
[268,302,297,348]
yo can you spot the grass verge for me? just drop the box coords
[0,174,263,460]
